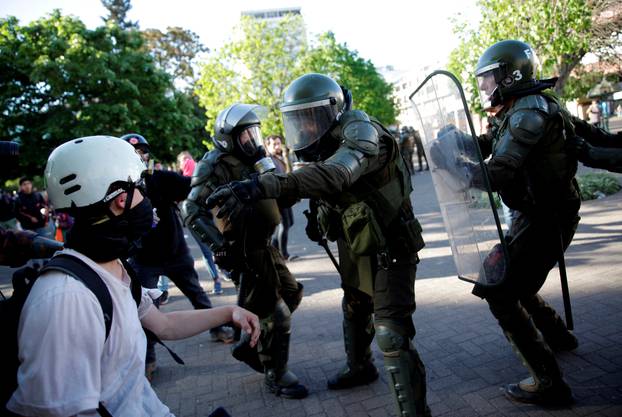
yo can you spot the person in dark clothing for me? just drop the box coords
[265,134,298,261]
[469,40,579,406]
[15,178,53,239]
[0,189,17,230]
[205,75,430,416]
[412,128,429,171]
[121,134,234,379]
[182,105,307,399]
[567,116,622,172]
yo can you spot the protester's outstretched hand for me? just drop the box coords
[231,306,260,347]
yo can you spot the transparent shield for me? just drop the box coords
[409,71,508,286]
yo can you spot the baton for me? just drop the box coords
[319,238,341,276]
[557,234,574,330]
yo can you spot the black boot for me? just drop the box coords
[503,321,574,406]
[328,299,378,390]
[262,300,308,399]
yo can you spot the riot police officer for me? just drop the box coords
[181,104,307,399]
[399,126,415,173]
[471,40,580,405]
[206,74,430,417]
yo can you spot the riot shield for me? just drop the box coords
[409,70,508,287]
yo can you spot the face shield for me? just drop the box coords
[281,99,339,152]
[476,63,504,111]
[236,125,263,157]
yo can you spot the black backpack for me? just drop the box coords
[0,254,183,417]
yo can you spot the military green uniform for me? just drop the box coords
[473,93,580,401]
[259,110,430,416]
[181,148,306,396]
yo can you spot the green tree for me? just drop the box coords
[0,11,204,176]
[300,32,397,125]
[449,0,622,111]
[196,14,306,137]
[101,0,137,29]
[196,16,398,141]
[142,26,207,89]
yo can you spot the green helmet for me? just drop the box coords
[280,73,346,152]
[213,103,268,162]
[475,40,540,110]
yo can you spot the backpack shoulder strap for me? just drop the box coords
[121,259,142,307]
[41,255,113,340]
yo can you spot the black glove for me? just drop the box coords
[205,175,264,224]
[212,242,240,272]
[303,209,322,243]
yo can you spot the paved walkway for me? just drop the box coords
[148,170,622,417]
[1,169,621,416]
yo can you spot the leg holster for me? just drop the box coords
[376,321,431,417]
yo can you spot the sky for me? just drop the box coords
[0,0,481,72]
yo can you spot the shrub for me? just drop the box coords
[576,173,621,201]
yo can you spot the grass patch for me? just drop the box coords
[576,173,621,201]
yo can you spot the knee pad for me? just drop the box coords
[375,324,409,353]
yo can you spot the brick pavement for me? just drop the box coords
[1,169,621,416]
[147,170,622,417]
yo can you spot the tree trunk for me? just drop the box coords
[553,52,586,96]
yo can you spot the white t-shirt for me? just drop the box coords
[7,249,173,417]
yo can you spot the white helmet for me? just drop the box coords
[45,136,145,210]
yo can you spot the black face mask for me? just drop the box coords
[295,131,340,163]
[66,197,154,262]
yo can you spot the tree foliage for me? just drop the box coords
[196,15,306,137]
[195,16,397,141]
[0,11,204,176]
[448,0,622,112]
[101,0,137,29]
[142,26,207,89]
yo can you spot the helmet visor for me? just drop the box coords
[281,100,338,151]
[476,69,499,111]
[237,125,263,157]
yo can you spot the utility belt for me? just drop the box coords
[377,250,420,270]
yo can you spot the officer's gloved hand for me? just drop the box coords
[206,175,264,224]
[566,136,591,160]
[213,242,240,271]
[303,209,322,243]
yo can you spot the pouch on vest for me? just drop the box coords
[341,201,386,256]
[401,217,425,253]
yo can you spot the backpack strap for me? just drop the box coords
[41,255,113,340]
[120,259,185,365]
[121,259,143,308]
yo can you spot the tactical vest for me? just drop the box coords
[203,149,281,243]
[492,94,579,215]
[319,119,424,256]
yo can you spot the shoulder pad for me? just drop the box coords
[512,94,549,114]
[339,110,379,156]
[191,150,221,187]
[508,109,546,145]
